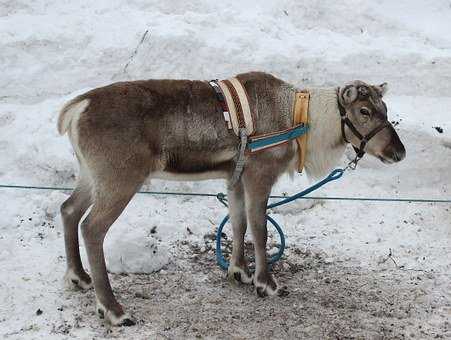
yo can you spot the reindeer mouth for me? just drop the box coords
[378,148,405,164]
[378,155,395,164]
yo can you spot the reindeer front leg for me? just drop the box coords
[242,171,282,297]
[227,180,253,284]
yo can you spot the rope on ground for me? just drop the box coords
[0,183,450,204]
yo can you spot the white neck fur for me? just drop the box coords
[303,87,347,179]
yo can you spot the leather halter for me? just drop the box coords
[337,89,390,158]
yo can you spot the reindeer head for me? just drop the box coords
[338,81,406,164]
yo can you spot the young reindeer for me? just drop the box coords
[58,72,405,326]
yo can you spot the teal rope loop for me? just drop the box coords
[215,168,344,270]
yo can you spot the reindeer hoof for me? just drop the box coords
[64,269,93,291]
[107,312,136,327]
[227,264,253,285]
[97,308,105,319]
[118,317,136,327]
[96,300,135,326]
[253,273,281,297]
[256,286,267,298]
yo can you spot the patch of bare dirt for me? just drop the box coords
[48,234,451,340]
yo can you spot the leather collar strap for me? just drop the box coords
[219,78,255,136]
[337,91,390,158]
[293,91,310,172]
[209,78,255,136]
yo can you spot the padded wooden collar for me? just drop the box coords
[217,78,255,136]
[292,91,310,172]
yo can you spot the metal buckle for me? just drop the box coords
[345,155,361,171]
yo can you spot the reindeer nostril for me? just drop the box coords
[394,147,406,162]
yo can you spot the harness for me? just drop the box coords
[209,79,391,184]
[209,78,310,186]
[337,88,391,162]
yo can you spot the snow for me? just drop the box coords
[102,223,169,274]
[1,0,451,339]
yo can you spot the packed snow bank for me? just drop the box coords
[1,0,451,104]
[104,225,169,274]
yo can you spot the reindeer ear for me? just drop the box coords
[375,82,388,96]
[339,85,358,105]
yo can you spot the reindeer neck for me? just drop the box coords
[303,87,347,179]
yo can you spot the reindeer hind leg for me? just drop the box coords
[61,170,93,290]
[81,172,147,326]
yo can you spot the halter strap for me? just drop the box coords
[337,91,390,158]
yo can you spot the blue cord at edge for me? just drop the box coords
[215,168,345,270]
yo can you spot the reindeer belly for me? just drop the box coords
[151,148,236,181]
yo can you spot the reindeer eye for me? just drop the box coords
[360,107,371,116]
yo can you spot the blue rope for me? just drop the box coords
[267,169,344,209]
[215,168,345,270]
[215,214,286,270]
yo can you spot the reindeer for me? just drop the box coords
[58,72,405,326]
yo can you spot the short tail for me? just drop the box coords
[57,97,90,135]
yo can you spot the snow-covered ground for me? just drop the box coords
[0,1,450,339]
